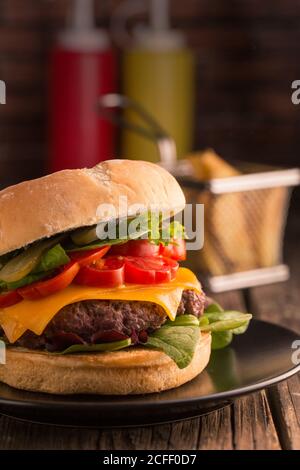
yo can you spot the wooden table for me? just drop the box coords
[0,221,299,450]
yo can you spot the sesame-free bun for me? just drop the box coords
[0,334,211,395]
[0,160,185,256]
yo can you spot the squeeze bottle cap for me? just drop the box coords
[111,0,186,51]
[58,0,110,52]
[134,0,185,50]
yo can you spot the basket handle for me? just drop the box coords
[97,93,178,170]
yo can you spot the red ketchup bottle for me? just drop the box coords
[49,0,116,172]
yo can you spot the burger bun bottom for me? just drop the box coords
[0,333,211,395]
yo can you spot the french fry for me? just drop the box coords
[184,149,258,275]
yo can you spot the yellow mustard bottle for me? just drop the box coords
[121,0,195,162]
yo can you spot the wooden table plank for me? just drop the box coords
[196,406,233,449]
[248,221,300,450]
[266,376,300,450]
[232,392,281,449]
[212,291,281,450]
[0,415,101,450]
[248,217,300,333]
[98,420,205,450]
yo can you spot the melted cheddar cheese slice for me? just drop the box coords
[0,268,201,344]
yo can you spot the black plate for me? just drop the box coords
[0,319,299,428]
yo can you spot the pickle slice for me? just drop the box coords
[0,237,61,283]
[71,217,150,247]
[71,225,99,246]
[71,220,133,246]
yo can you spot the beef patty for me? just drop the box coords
[10,289,206,351]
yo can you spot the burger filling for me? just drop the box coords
[0,215,252,369]
[11,289,206,352]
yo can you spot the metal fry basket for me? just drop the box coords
[98,94,300,292]
[176,163,300,292]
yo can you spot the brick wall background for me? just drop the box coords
[0,0,299,188]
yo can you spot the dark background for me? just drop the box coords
[0,0,299,189]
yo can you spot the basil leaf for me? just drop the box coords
[211,331,233,350]
[199,316,209,327]
[34,244,70,273]
[204,310,248,322]
[231,322,250,335]
[200,315,252,333]
[145,323,200,369]
[202,311,252,332]
[66,238,128,253]
[204,302,224,314]
[211,311,252,335]
[202,308,252,349]
[165,314,199,327]
[54,338,132,355]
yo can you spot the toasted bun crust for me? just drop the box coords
[0,334,211,395]
[0,160,185,256]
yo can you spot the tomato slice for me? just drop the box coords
[109,240,160,258]
[75,257,125,288]
[123,256,179,284]
[159,239,186,261]
[18,261,80,300]
[69,246,110,266]
[0,290,22,308]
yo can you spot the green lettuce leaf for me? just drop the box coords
[202,304,252,349]
[199,316,210,327]
[144,315,200,369]
[159,221,186,245]
[211,331,233,350]
[33,244,70,273]
[67,212,186,251]
[54,338,132,355]
[66,238,128,253]
[0,244,70,291]
[202,311,252,335]
[201,313,252,332]
[145,306,252,366]
[204,302,224,314]
[164,314,199,327]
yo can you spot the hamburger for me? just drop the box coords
[0,160,251,395]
